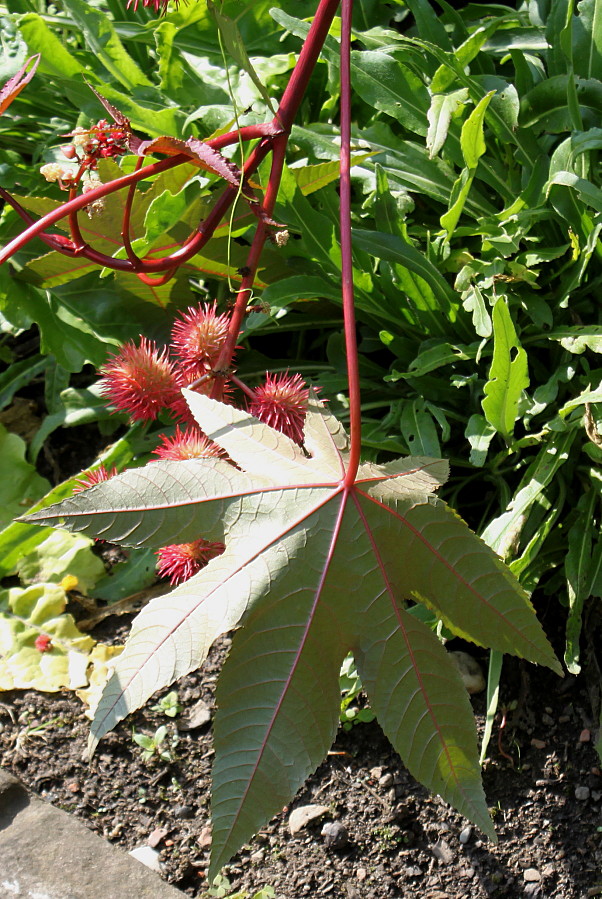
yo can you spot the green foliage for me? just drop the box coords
[204,874,275,899]
[132,724,178,763]
[152,689,182,718]
[339,653,376,730]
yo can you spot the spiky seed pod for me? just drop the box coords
[171,302,231,381]
[152,426,223,461]
[99,338,180,422]
[156,539,224,586]
[72,465,118,494]
[248,372,310,445]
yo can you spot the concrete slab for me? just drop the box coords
[0,769,184,899]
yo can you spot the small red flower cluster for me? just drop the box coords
[62,120,130,170]
[35,634,53,653]
[127,0,180,14]
[85,301,312,585]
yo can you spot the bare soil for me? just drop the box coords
[0,623,600,899]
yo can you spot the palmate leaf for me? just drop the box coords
[22,393,561,876]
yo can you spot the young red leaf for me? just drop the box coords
[21,394,561,876]
[0,55,40,115]
[84,81,131,130]
[137,136,242,188]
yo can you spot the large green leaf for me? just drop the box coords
[23,395,560,875]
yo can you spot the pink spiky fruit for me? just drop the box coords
[152,426,223,461]
[171,302,230,381]
[72,464,118,494]
[99,337,180,421]
[248,372,310,445]
[156,539,224,586]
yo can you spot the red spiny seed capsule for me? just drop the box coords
[171,302,230,381]
[156,539,224,586]
[72,465,118,494]
[152,426,223,461]
[99,337,181,422]
[35,634,53,653]
[248,372,310,445]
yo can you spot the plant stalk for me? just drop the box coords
[339,0,361,484]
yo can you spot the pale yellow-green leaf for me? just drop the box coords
[0,583,94,691]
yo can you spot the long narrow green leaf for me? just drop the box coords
[61,0,152,91]
[482,299,529,442]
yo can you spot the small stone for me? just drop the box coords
[147,827,168,848]
[524,868,541,882]
[431,838,454,865]
[580,728,592,743]
[593,791,602,801]
[379,773,394,788]
[541,713,554,726]
[129,845,163,873]
[448,651,485,694]
[180,699,211,730]
[197,825,212,848]
[355,867,367,882]
[575,785,591,801]
[321,821,348,849]
[459,826,472,845]
[460,868,475,879]
[288,804,329,835]
[524,885,541,897]
[542,864,555,877]
[250,850,265,863]
[369,766,383,780]
[65,780,81,793]
[174,804,195,819]
[530,738,546,749]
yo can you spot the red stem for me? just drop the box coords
[122,156,145,266]
[0,125,278,266]
[339,0,361,484]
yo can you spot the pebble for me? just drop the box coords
[524,869,541,882]
[288,804,329,835]
[580,728,592,742]
[379,773,394,788]
[459,826,472,845]
[147,827,168,848]
[197,824,212,848]
[174,804,195,819]
[530,738,546,749]
[431,838,454,865]
[181,699,212,730]
[321,821,349,849]
[355,867,367,882]
[129,845,163,873]
[575,785,591,801]
[250,850,265,863]
[370,766,383,780]
[448,650,485,694]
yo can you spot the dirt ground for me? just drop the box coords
[0,623,600,899]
